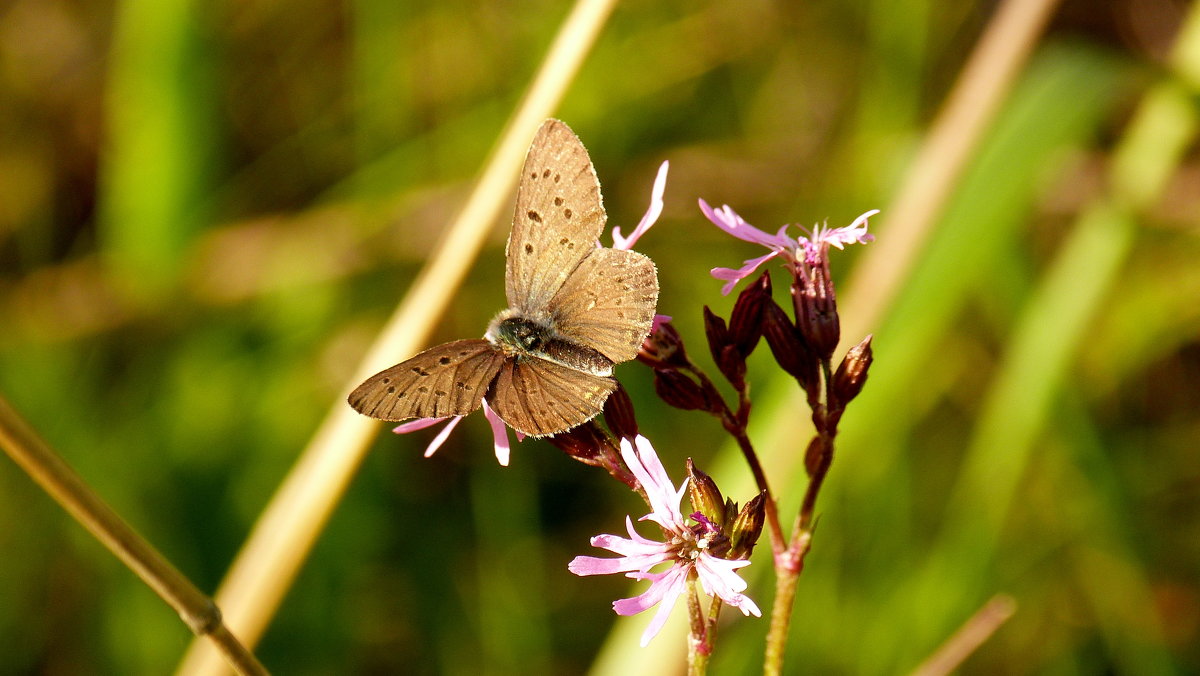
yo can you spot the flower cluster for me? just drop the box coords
[569,435,763,646]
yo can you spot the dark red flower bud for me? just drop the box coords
[728,492,766,560]
[728,272,770,358]
[832,334,873,410]
[653,369,713,412]
[547,423,636,488]
[803,436,831,478]
[704,307,748,389]
[603,383,639,440]
[793,262,840,361]
[687,458,726,527]
[762,299,818,396]
[638,319,690,369]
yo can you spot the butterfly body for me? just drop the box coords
[349,119,658,438]
[486,311,614,377]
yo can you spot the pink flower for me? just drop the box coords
[699,199,878,294]
[393,400,519,466]
[568,435,760,646]
[612,161,669,251]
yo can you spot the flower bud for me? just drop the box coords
[704,306,747,389]
[728,491,766,560]
[603,383,639,440]
[803,436,830,478]
[762,299,818,396]
[638,318,690,369]
[653,369,713,412]
[546,421,605,465]
[793,262,840,361]
[686,458,726,527]
[728,271,770,358]
[831,334,873,410]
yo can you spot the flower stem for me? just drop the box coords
[686,577,710,676]
[0,396,268,676]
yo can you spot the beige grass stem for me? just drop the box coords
[908,595,1017,676]
[840,0,1061,342]
[0,396,268,676]
[175,0,619,674]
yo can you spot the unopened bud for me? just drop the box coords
[603,383,639,440]
[704,306,748,389]
[728,492,767,559]
[803,436,831,478]
[762,299,818,396]
[728,271,770,358]
[653,369,713,412]
[687,458,726,527]
[832,335,873,409]
[638,318,690,369]
[546,421,606,466]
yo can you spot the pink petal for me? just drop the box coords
[481,400,512,466]
[618,565,690,646]
[392,417,450,434]
[613,161,669,250]
[619,437,684,530]
[422,416,464,457]
[695,553,761,617]
[699,200,775,247]
[710,250,779,295]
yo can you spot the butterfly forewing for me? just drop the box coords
[486,358,617,437]
[348,340,505,421]
[549,247,659,363]
[506,119,607,315]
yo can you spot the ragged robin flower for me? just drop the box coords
[698,200,877,295]
[568,435,761,646]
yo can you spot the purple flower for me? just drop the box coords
[393,400,519,466]
[612,161,669,251]
[568,435,760,646]
[699,199,878,294]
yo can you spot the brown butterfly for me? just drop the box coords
[348,119,659,437]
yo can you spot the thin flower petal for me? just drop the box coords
[422,416,464,457]
[695,553,761,617]
[619,436,684,529]
[619,566,690,646]
[613,161,669,250]
[699,199,782,248]
[710,250,779,295]
[392,417,450,434]
[481,400,512,466]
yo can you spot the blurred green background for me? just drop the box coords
[2,0,1198,673]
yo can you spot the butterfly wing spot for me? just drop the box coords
[563,208,573,219]
[381,377,390,384]
[438,356,451,365]
[553,173,561,183]
[554,197,563,206]
[542,169,551,178]
[417,386,429,393]
[435,390,447,397]
[387,386,395,394]
[527,210,542,223]
[524,243,534,254]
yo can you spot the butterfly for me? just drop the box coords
[348,119,659,437]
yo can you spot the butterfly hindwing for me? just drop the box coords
[506,119,607,316]
[348,339,505,421]
[486,357,617,437]
[549,247,659,363]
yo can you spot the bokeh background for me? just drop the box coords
[2,0,1198,673]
